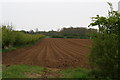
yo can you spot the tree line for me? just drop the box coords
[35,27,97,39]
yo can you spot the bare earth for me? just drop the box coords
[2,38,92,69]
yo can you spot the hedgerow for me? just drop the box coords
[1,25,45,49]
[89,3,119,79]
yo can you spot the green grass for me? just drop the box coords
[2,64,44,78]
[58,68,92,78]
[2,64,93,78]
[45,36,51,38]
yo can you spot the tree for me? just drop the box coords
[29,29,34,34]
[89,2,119,79]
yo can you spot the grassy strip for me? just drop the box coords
[2,64,92,78]
[58,68,92,78]
[2,65,44,78]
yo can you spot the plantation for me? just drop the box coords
[1,25,45,50]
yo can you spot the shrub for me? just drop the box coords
[89,3,119,79]
[2,25,15,48]
[89,33,118,79]
[2,25,45,49]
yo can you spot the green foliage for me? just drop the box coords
[60,27,95,39]
[58,68,91,78]
[89,3,119,79]
[13,31,44,45]
[51,35,64,38]
[2,65,44,78]
[38,27,97,39]
[2,25,15,48]
[2,25,45,49]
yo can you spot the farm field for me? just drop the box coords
[2,38,92,69]
[1,2,119,79]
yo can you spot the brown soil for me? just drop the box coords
[2,38,92,69]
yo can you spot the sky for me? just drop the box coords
[0,0,119,31]
[119,1,120,13]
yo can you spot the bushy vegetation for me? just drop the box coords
[13,31,44,45]
[37,27,97,39]
[1,25,45,49]
[89,3,119,79]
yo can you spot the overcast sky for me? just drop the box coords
[0,0,119,31]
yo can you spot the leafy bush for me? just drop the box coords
[2,25,15,48]
[89,33,118,78]
[89,3,119,79]
[2,25,45,49]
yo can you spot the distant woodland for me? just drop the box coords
[21,27,98,39]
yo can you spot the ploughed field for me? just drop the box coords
[3,38,92,69]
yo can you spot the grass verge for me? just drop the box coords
[58,68,92,78]
[2,65,44,78]
[2,64,92,78]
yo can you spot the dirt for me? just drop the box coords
[2,38,92,69]
[24,68,62,78]
[24,72,42,78]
